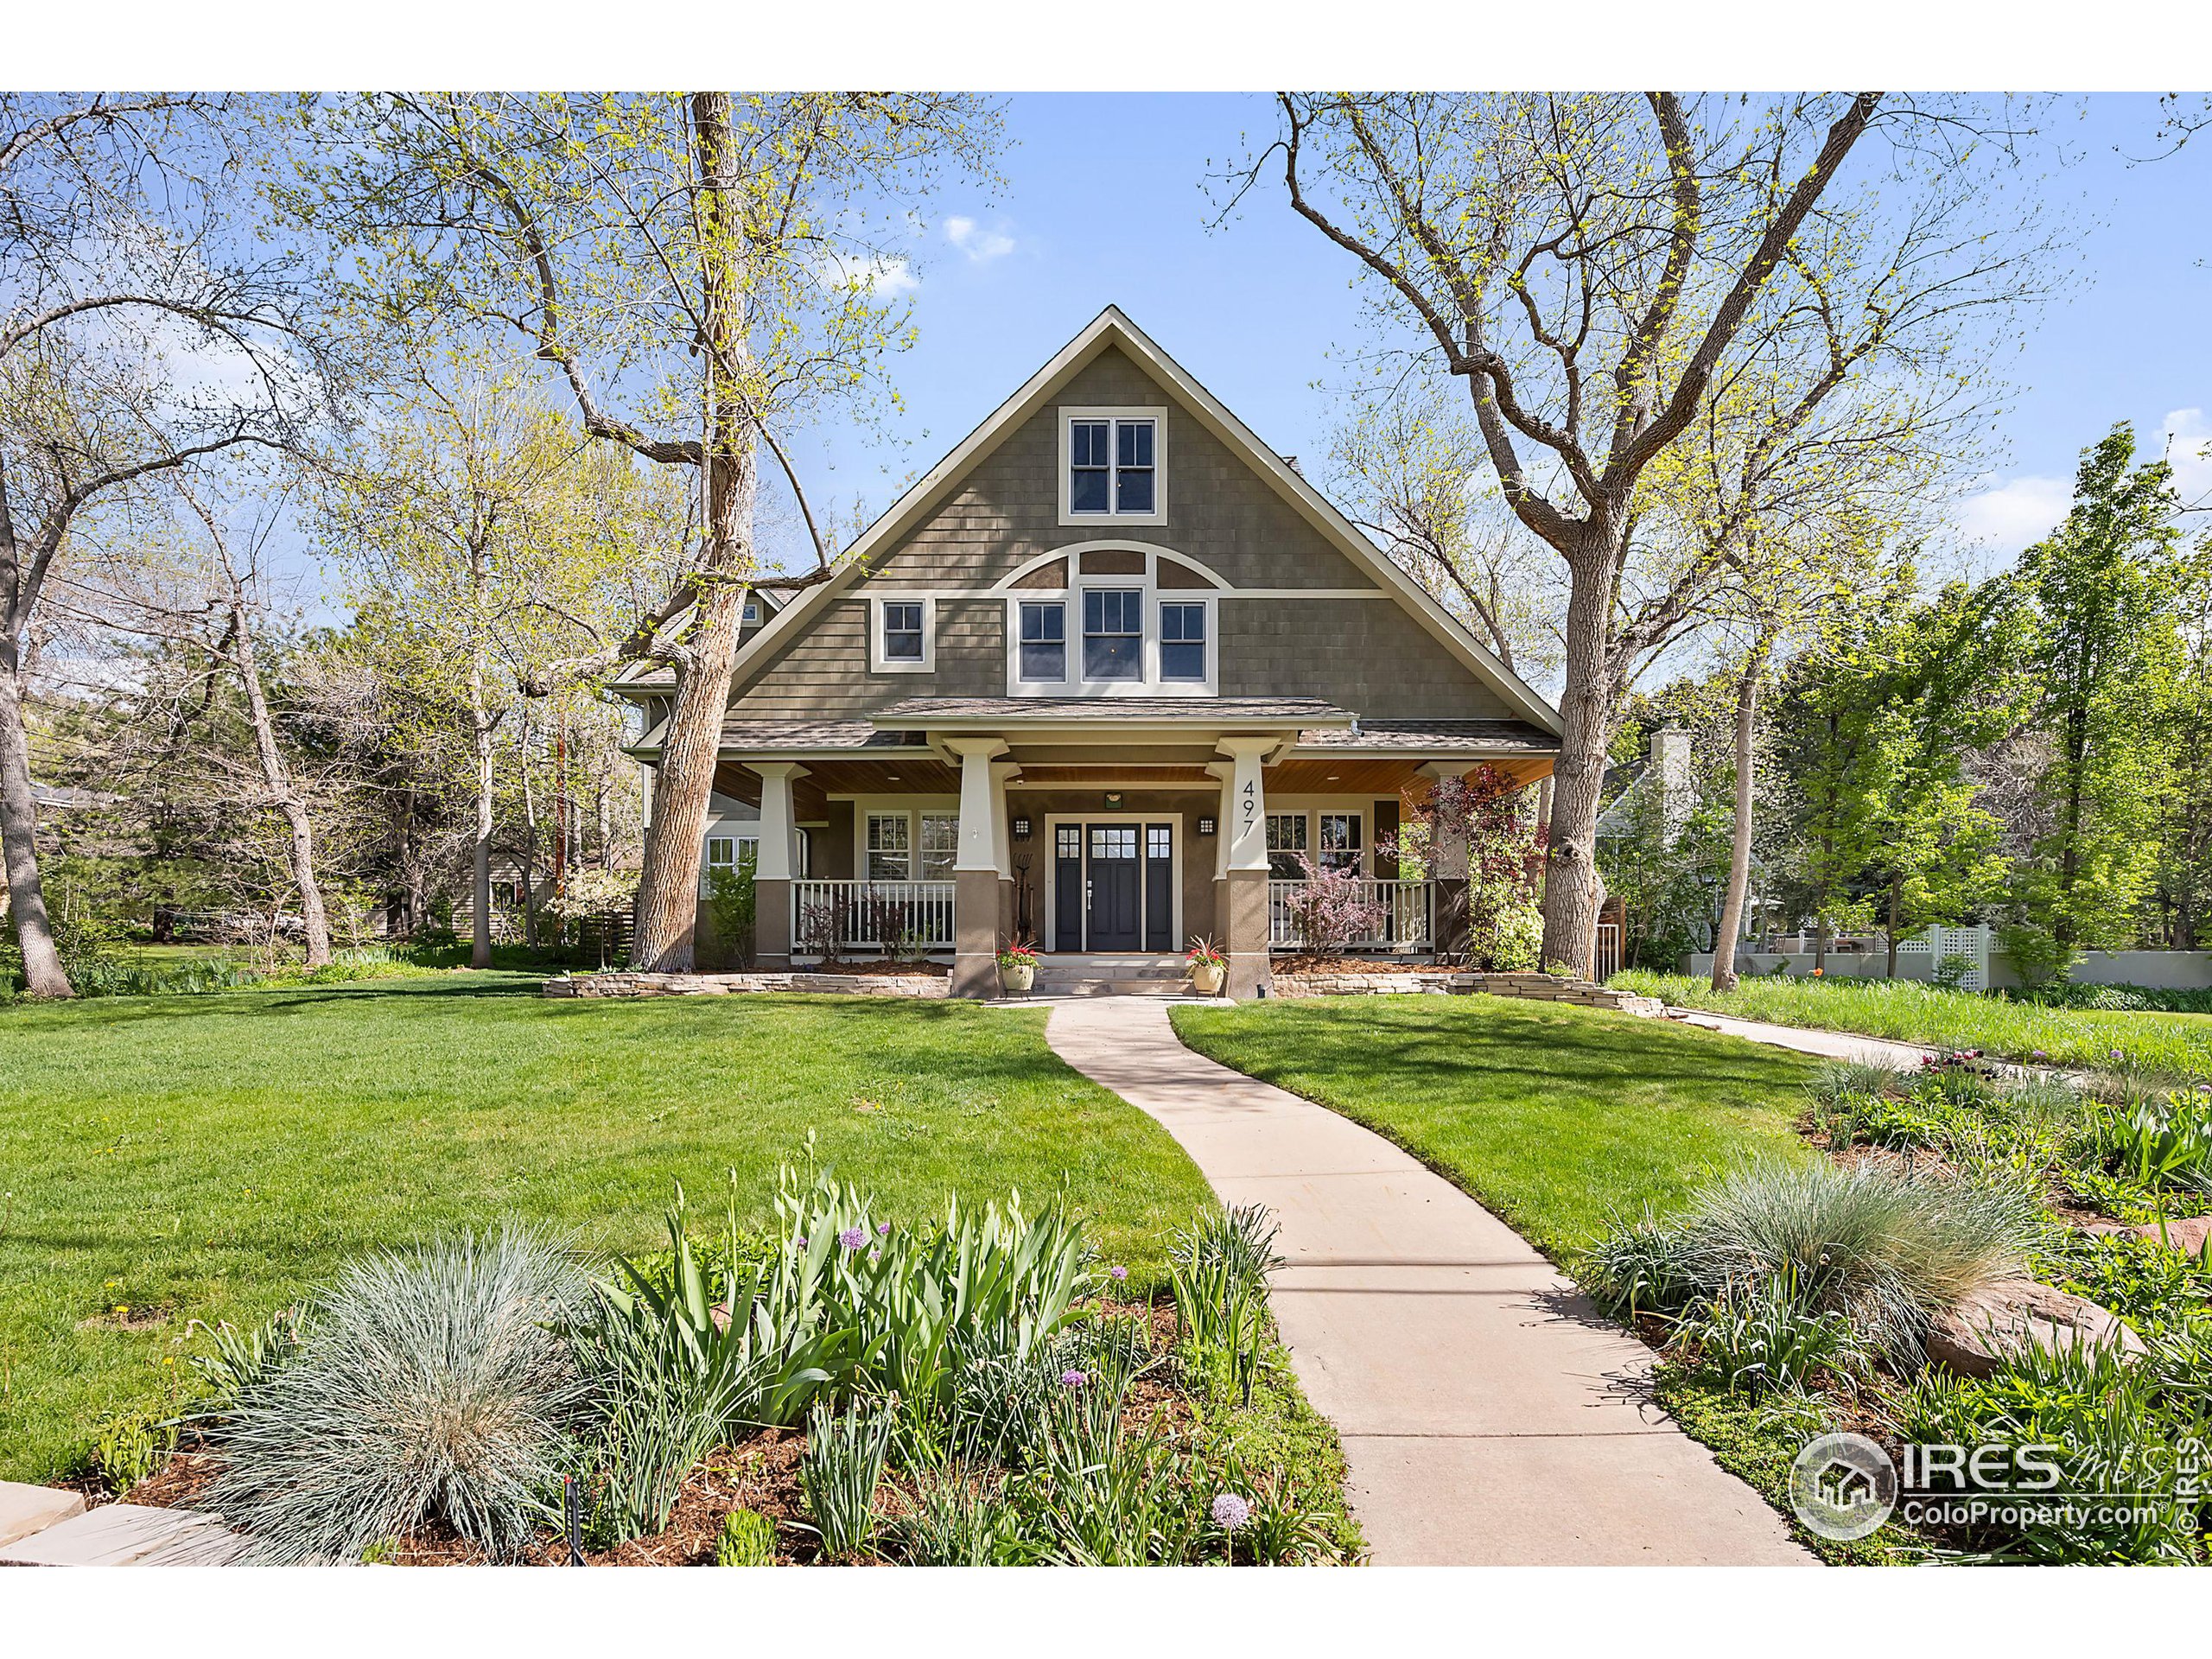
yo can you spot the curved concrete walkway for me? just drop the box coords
[1659,1007,1941,1068]
[1046,998,1810,1567]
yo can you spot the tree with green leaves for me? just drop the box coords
[289,92,1000,972]
[1777,575,2027,972]
[2006,423,2202,964]
[1241,92,2058,976]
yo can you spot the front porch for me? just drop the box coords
[702,696,1555,999]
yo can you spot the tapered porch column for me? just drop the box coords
[1420,762,1471,963]
[991,760,1020,946]
[1217,736,1277,998]
[748,762,808,969]
[948,737,1008,997]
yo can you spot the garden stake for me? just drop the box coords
[565,1474,582,1565]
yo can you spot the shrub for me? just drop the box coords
[1587,1159,2043,1362]
[1279,853,1386,956]
[799,1401,893,1561]
[202,1227,592,1564]
[703,853,757,969]
[713,1507,779,1566]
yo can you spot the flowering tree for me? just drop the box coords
[1280,852,1387,958]
[1407,764,1548,969]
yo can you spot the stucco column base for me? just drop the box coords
[754,878,792,969]
[1221,868,1272,999]
[952,868,1001,998]
[1433,877,1471,964]
[999,877,1016,947]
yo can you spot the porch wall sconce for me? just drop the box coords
[1012,817,1033,841]
[1197,816,1217,836]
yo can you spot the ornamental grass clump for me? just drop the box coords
[799,1400,893,1561]
[1588,1158,2043,1363]
[202,1227,592,1564]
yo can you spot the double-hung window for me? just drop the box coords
[1318,812,1363,874]
[866,813,911,881]
[1159,602,1207,682]
[1265,812,1310,880]
[1062,410,1164,523]
[918,813,958,880]
[871,596,932,672]
[1018,601,1065,682]
[1083,589,1143,680]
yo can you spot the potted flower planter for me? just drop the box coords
[997,941,1039,996]
[1185,936,1229,996]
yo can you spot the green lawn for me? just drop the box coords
[1169,995,1816,1261]
[0,977,1212,1482]
[1616,971,2212,1080]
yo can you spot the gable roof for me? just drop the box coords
[708,308,1561,736]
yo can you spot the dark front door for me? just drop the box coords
[1085,823,1141,950]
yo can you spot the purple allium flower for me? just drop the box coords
[797,1236,808,1249]
[878,1221,893,1236]
[868,1250,880,1265]
[2032,1050,2048,1060]
[1109,1264,1128,1282]
[1061,1368,1089,1389]
[2110,1049,2124,1060]
[1211,1492,1250,1531]
[839,1225,868,1250]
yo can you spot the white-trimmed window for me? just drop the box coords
[918,813,958,880]
[1318,811,1363,874]
[866,812,912,880]
[1265,812,1309,880]
[870,596,933,673]
[1058,408,1166,525]
[1082,588,1144,680]
[1160,601,1207,682]
[1017,601,1065,682]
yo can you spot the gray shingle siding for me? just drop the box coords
[725,340,1514,723]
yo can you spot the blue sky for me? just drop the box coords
[788,92,2212,575]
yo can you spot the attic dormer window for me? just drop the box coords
[1059,407,1166,525]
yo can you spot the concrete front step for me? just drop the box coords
[0,1503,250,1566]
[1028,977,1198,998]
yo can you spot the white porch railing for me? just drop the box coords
[791,880,955,952]
[1266,879,1433,950]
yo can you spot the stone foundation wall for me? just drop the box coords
[1274,969,1662,1016]
[544,971,950,1000]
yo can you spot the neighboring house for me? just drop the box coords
[615,308,1562,996]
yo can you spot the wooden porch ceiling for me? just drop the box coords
[712,749,1555,806]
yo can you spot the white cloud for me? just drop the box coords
[1953,474,2073,557]
[944,214,1016,264]
[1954,408,2212,563]
[813,251,918,298]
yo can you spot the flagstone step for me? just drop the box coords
[0,1480,85,1549]
[0,1503,250,1566]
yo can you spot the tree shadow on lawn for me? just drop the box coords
[1274,1001,1809,1101]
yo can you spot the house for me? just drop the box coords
[615,308,1562,996]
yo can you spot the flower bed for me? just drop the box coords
[111,1173,1363,1566]
[1584,1054,2212,1563]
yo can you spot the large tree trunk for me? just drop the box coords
[1539,552,1617,976]
[627,91,760,974]
[227,595,331,968]
[0,646,71,997]
[1711,639,1770,992]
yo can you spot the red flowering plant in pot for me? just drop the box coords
[1185,935,1230,995]
[995,938,1039,995]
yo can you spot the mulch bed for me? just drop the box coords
[1272,955,1438,976]
[121,1296,1189,1566]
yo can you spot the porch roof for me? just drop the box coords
[871,696,1354,728]
[1288,718,1557,755]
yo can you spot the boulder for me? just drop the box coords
[2127,1216,2212,1256]
[1928,1279,2147,1377]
